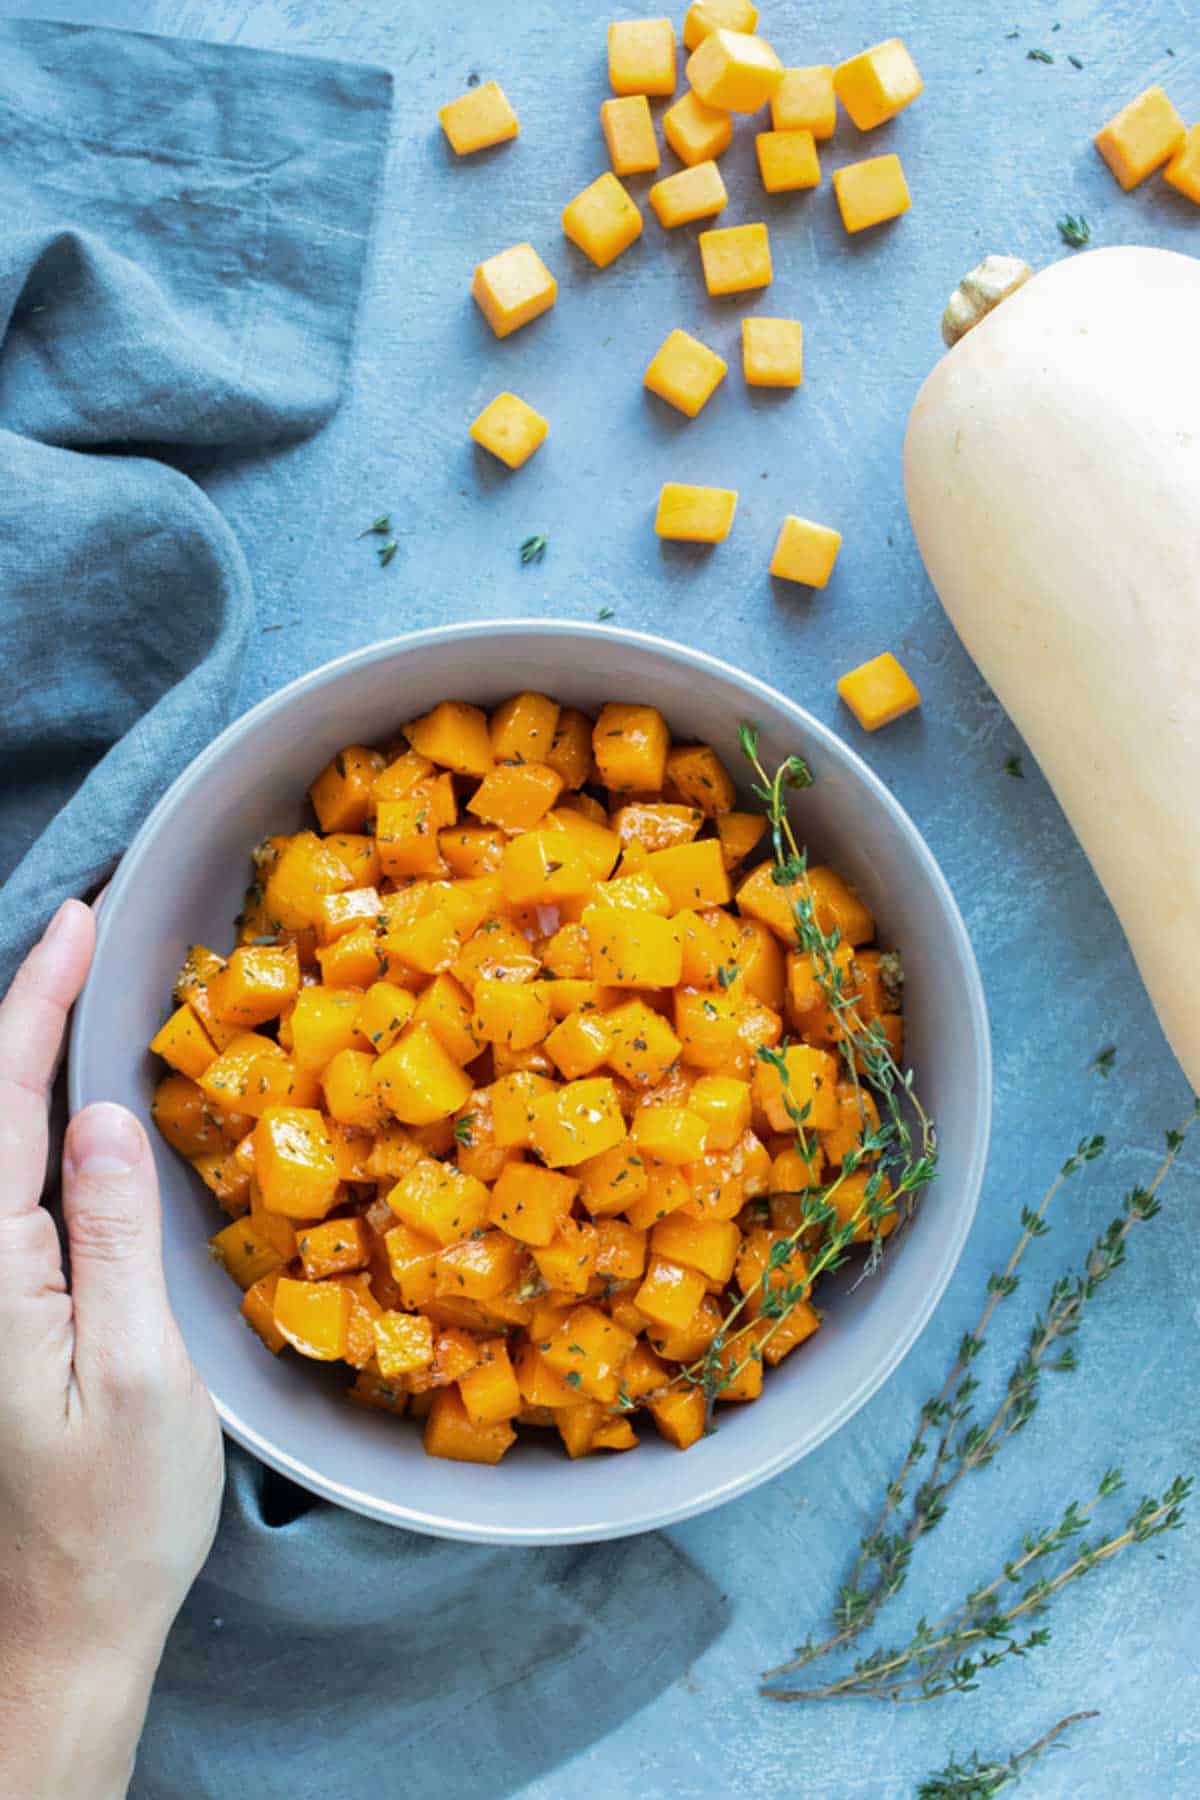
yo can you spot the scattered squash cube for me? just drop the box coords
[770,515,842,588]
[608,18,677,97]
[1164,124,1200,202]
[529,1076,628,1167]
[648,159,728,227]
[471,242,558,339]
[272,1277,351,1361]
[1096,85,1187,189]
[562,171,644,269]
[742,316,803,388]
[755,129,820,193]
[683,0,758,51]
[686,28,784,113]
[834,39,923,132]
[424,1385,516,1463]
[663,88,734,165]
[698,221,772,295]
[643,327,728,417]
[771,65,836,138]
[837,651,921,731]
[833,153,911,233]
[439,80,520,155]
[655,481,738,542]
[601,94,660,173]
[469,392,548,470]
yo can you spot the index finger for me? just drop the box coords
[0,899,95,1215]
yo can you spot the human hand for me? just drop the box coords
[0,901,225,1800]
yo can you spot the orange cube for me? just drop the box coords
[373,1023,473,1125]
[373,1310,435,1378]
[592,702,670,791]
[490,1071,559,1147]
[262,831,355,932]
[595,1218,648,1281]
[576,1143,649,1215]
[545,1007,612,1081]
[150,1004,217,1081]
[742,317,803,388]
[404,700,493,778]
[383,1221,441,1308]
[253,1107,341,1219]
[686,29,783,113]
[386,1158,490,1245]
[756,129,820,193]
[605,999,683,1087]
[532,1216,599,1295]
[208,944,299,1031]
[674,986,742,1069]
[635,1256,707,1329]
[584,905,683,988]
[833,154,911,233]
[459,1339,522,1425]
[313,885,385,946]
[240,1271,287,1354]
[543,1303,637,1402]
[468,761,563,831]
[1164,125,1200,203]
[643,327,727,419]
[837,651,921,730]
[689,1074,752,1149]
[608,18,677,97]
[439,826,505,878]
[648,160,728,228]
[297,1217,369,1280]
[663,89,734,165]
[834,39,922,131]
[412,972,480,1066]
[272,1277,351,1361]
[308,745,381,833]
[469,392,549,470]
[473,978,553,1052]
[472,243,558,339]
[436,1230,524,1300]
[562,172,644,268]
[717,811,766,869]
[649,1384,707,1448]
[439,80,520,154]
[631,1105,709,1164]
[290,986,369,1069]
[209,1219,282,1291]
[424,1385,516,1463]
[698,222,771,295]
[488,1161,578,1245]
[771,65,836,138]
[683,0,757,50]
[665,742,736,815]
[645,839,731,909]
[651,1212,740,1283]
[1096,85,1186,189]
[529,1076,628,1167]
[545,708,593,788]
[601,94,660,174]
[356,981,418,1055]
[770,515,842,588]
[752,1044,839,1133]
[655,482,738,543]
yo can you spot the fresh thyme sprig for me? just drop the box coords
[917,1711,1098,1797]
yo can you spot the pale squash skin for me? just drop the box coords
[905,246,1200,1091]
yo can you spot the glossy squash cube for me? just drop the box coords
[373,1024,474,1125]
[648,1384,707,1448]
[411,972,480,1066]
[651,1212,740,1283]
[698,221,771,294]
[755,128,820,193]
[608,18,677,96]
[584,905,684,988]
[472,243,558,339]
[543,1303,637,1403]
[837,651,921,731]
[207,944,300,1032]
[272,1277,351,1361]
[487,1161,578,1245]
[406,700,493,777]
[834,39,923,131]
[742,316,803,388]
[604,999,683,1087]
[655,481,738,542]
[546,707,593,788]
[577,1143,649,1215]
[545,1007,612,1081]
[601,93,660,173]
[1096,85,1186,189]
[771,65,836,138]
[833,153,911,233]
[473,977,553,1052]
[459,1339,522,1425]
[752,1043,839,1132]
[1164,125,1200,203]
[424,1385,516,1463]
[688,1074,752,1150]
[595,1218,648,1281]
[469,391,548,469]
[716,811,766,870]
[529,1076,627,1167]
[648,159,728,227]
[356,981,417,1055]
[590,702,668,792]
[436,1229,524,1300]
[150,1003,217,1081]
[308,744,381,833]
[372,1310,435,1379]
[635,1255,707,1329]
[631,1105,709,1165]
[468,761,563,832]
[683,0,757,51]
[439,80,520,154]
[686,28,783,113]
[645,839,731,909]
[663,88,734,165]
[643,327,727,419]
[253,1107,341,1219]
[290,986,368,1068]
[209,1219,283,1291]
[562,171,643,268]
[297,1217,369,1280]
[240,1271,286,1354]
[263,831,355,932]
[770,514,842,587]
[531,1216,599,1295]
[490,1071,559,1147]
[386,1157,490,1245]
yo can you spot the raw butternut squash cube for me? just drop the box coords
[545,1006,612,1081]
[833,154,911,233]
[742,316,803,388]
[150,1004,217,1081]
[756,128,820,193]
[490,1071,559,1147]
[601,93,660,174]
[648,160,728,228]
[771,65,836,137]
[241,1271,286,1353]
[263,832,355,932]
[488,1161,578,1245]
[562,171,643,269]
[683,0,757,51]
[1096,85,1187,189]
[209,1219,283,1291]
[686,28,783,113]
[439,80,520,154]
[297,1217,368,1280]
[651,1212,740,1283]
[543,1303,637,1402]
[649,1384,707,1448]
[473,978,553,1051]
[424,1385,516,1463]
[1164,125,1200,203]
[469,392,548,470]
[459,1339,522,1424]
[770,514,842,587]
[253,1106,341,1219]
[717,811,766,869]
[529,1076,627,1167]
[663,88,734,165]
[631,1105,709,1165]
[645,839,731,910]
[308,745,381,833]
[373,1023,473,1125]
[834,39,922,132]
[584,905,683,988]
[467,761,563,831]
[532,1216,599,1294]
[436,1230,524,1300]
[837,651,920,730]
[546,707,593,789]
[273,1277,351,1361]
[592,702,670,791]
[472,242,558,340]
[643,327,727,420]
[387,1158,490,1245]
[688,1074,752,1149]
[635,1255,707,1328]
[752,1043,838,1133]
[698,221,771,295]
[608,18,676,96]
[655,481,738,542]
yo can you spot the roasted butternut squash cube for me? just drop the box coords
[608,17,677,96]
[263,832,356,933]
[468,761,563,832]
[755,1297,820,1364]
[834,39,922,131]
[424,1385,516,1463]
[297,1217,368,1280]
[752,1043,839,1133]
[369,1313,433,1382]
[409,972,478,1066]
[386,1158,490,1245]
[376,784,455,881]
[756,128,820,193]
[683,0,757,50]
[675,907,739,987]
[532,1216,599,1294]
[770,514,842,587]
[373,1023,473,1125]
[655,481,738,542]
[837,650,920,730]
[453,917,541,988]
[820,1082,881,1167]
[355,981,417,1055]
[545,1006,612,1080]
[645,1291,723,1362]
[436,1229,524,1300]
[643,327,727,419]
[515,1340,590,1409]
[308,745,381,833]
[545,707,593,789]
[717,811,766,869]
[209,944,300,1034]
[688,1074,752,1149]
[383,1221,441,1307]
[498,827,592,907]
[601,93,660,174]
[648,159,728,228]
[471,243,558,340]
[648,1384,707,1448]
[645,840,731,910]
[313,886,385,947]
[241,1271,286,1353]
[458,1338,522,1425]
[711,1335,763,1401]
[612,802,703,852]
[734,917,786,1007]
[1095,85,1186,188]
[686,28,782,112]
[771,65,836,137]
[543,1303,637,1402]
[469,391,548,469]
[623,1159,692,1230]
[584,905,683,988]
[595,1217,648,1281]
[288,986,366,1069]
[674,986,741,1068]
[315,925,387,990]
[529,1076,627,1167]
[592,702,670,791]
[651,1212,740,1283]
[373,748,435,802]
[488,690,561,763]
[833,154,911,233]
[665,743,736,817]
[150,1004,217,1081]
[663,88,734,165]
[273,1277,351,1361]
[154,1072,243,1158]
[253,1106,341,1219]
[439,79,519,154]
[679,1148,745,1221]
[576,1143,648,1216]
[487,1161,578,1245]
[473,978,553,1052]
[209,1219,283,1291]
[314,1048,381,1130]
[632,1104,709,1165]
[438,826,505,879]
[490,1070,560,1147]
[562,172,644,269]
[699,221,772,294]
[831,1168,897,1243]
[1164,124,1200,203]
[635,1255,707,1328]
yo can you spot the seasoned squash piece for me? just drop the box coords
[150,1004,217,1081]
[209,1219,282,1291]
[648,1384,707,1449]
[263,832,356,933]
[273,1277,351,1361]
[297,1217,369,1280]
[436,1230,523,1300]
[584,905,683,988]
[651,1212,740,1283]
[254,1106,341,1220]
[543,1304,636,1403]
[424,1386,516,1463]
[592,702,670,792]
[665,742,736,815]
[752,1044,839,1133]
[386,1158,490,1246]
[468,762,564,832]
[717,811,766,870]
[241,1271,286,1354]
[635,1255,707,1329]
[373,1024,473,1125]
[459,1339,522,1425]
[404,700,493,776]
[529,1077,627,1167]
[308,745,381,833]
[545,707,593,789]
[645,840,731,911]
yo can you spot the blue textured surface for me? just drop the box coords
[14,0,1200,1791]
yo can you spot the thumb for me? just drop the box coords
[62,1103,174,1391]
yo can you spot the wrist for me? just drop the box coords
[0,1627,161,1800]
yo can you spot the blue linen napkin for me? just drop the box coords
[0,22,726,1792]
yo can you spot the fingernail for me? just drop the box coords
[67,1104,143,1178]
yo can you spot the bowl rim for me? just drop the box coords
[70,619,992,1543]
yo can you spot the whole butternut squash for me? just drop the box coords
[905,246,1200,1090]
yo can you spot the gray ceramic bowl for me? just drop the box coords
[70,621,990,1544]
